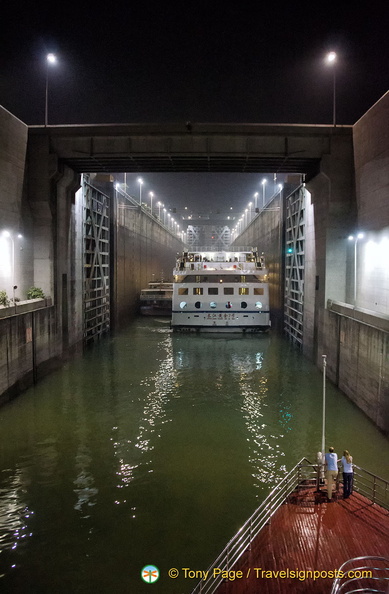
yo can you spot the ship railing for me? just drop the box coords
[191,457,318,594]
[173,263,261,273]
[187,246,258,253]
[352,465,389,510]
[330,556,389,593]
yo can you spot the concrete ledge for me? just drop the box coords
[0,297,53,318]
[327,299,389,334]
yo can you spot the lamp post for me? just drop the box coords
[137,178,143,205]
[348,232,364,306]
[254,192,258,210]
[261,178,267,208]
[2,231,23,303]
[325,51,337,127]
[157,201,163,220]
[320,354,327,481]
[45,53,57,127]
[149,192,154,216]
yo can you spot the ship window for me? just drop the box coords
[208,287,218,295]
[193,287,203,295]
[255,301,263,309]
[224,287,234,295]
[195,301,201,309]
[241,301,248,308]
[240,275,246,283]
[239,287,249,295]
[178,288,188,295]
[254,288,264,295]
[179,301,187,309]
[195,275,201,283]
[210,301,217,309]
[226,301,232,309]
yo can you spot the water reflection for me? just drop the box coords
[0,469,34,558]
[112,331,177,506]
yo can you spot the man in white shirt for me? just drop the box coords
[324,446,338,500]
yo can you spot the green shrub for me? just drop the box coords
[0,290,10,307]
[27,287,45,300]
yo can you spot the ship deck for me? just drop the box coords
[216,486,389,594]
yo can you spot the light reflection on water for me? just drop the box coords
[0,318,388,593]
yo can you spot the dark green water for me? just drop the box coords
[0,318,388,593]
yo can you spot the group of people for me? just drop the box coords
[324,447,354,501]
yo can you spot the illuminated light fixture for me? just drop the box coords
[47,53,57,64]
[137,177,143,204]
[1,231,23,302]
[348,232,365,306]
[261,178,267,207]
[326,51,337,63]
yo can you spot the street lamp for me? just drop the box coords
[149,192,154,216]
[137,178,143,205]
[261,178,267,208]
[254,192,258,210]
[320,354,327,482]
[45,53,57,127]
[157,201,163,220]
[325,51,337,127]
[348,232,364,306]
[2,231,23,303]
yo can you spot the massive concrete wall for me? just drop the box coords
[353,91,389,232]
[92,177,182,328]
[320,93,389,434]
[0,107,34,300]
[0,302,61,405]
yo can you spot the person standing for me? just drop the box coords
[341,450,354,498]
[325,446,338,501]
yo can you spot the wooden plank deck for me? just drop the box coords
[216,486,389,594]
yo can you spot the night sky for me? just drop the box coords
[1,0,388,212]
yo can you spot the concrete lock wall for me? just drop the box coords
[321,92,389,434]
[0,106,34,300]
[92,177,183,328]
[114,194,183,327]
[0,301,61,405]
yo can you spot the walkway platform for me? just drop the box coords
[216,486,389,594]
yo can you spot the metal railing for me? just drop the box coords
[191,458,317,594]
[330,556,389,593]
[190,462,389,594]
[353,465,389,510]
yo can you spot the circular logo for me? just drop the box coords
[141,565,160,584]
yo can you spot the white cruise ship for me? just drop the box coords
[171,247,270,332]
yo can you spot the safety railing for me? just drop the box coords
[330,556,389,593]
[353,465,389,510]
[191,458,317,594]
